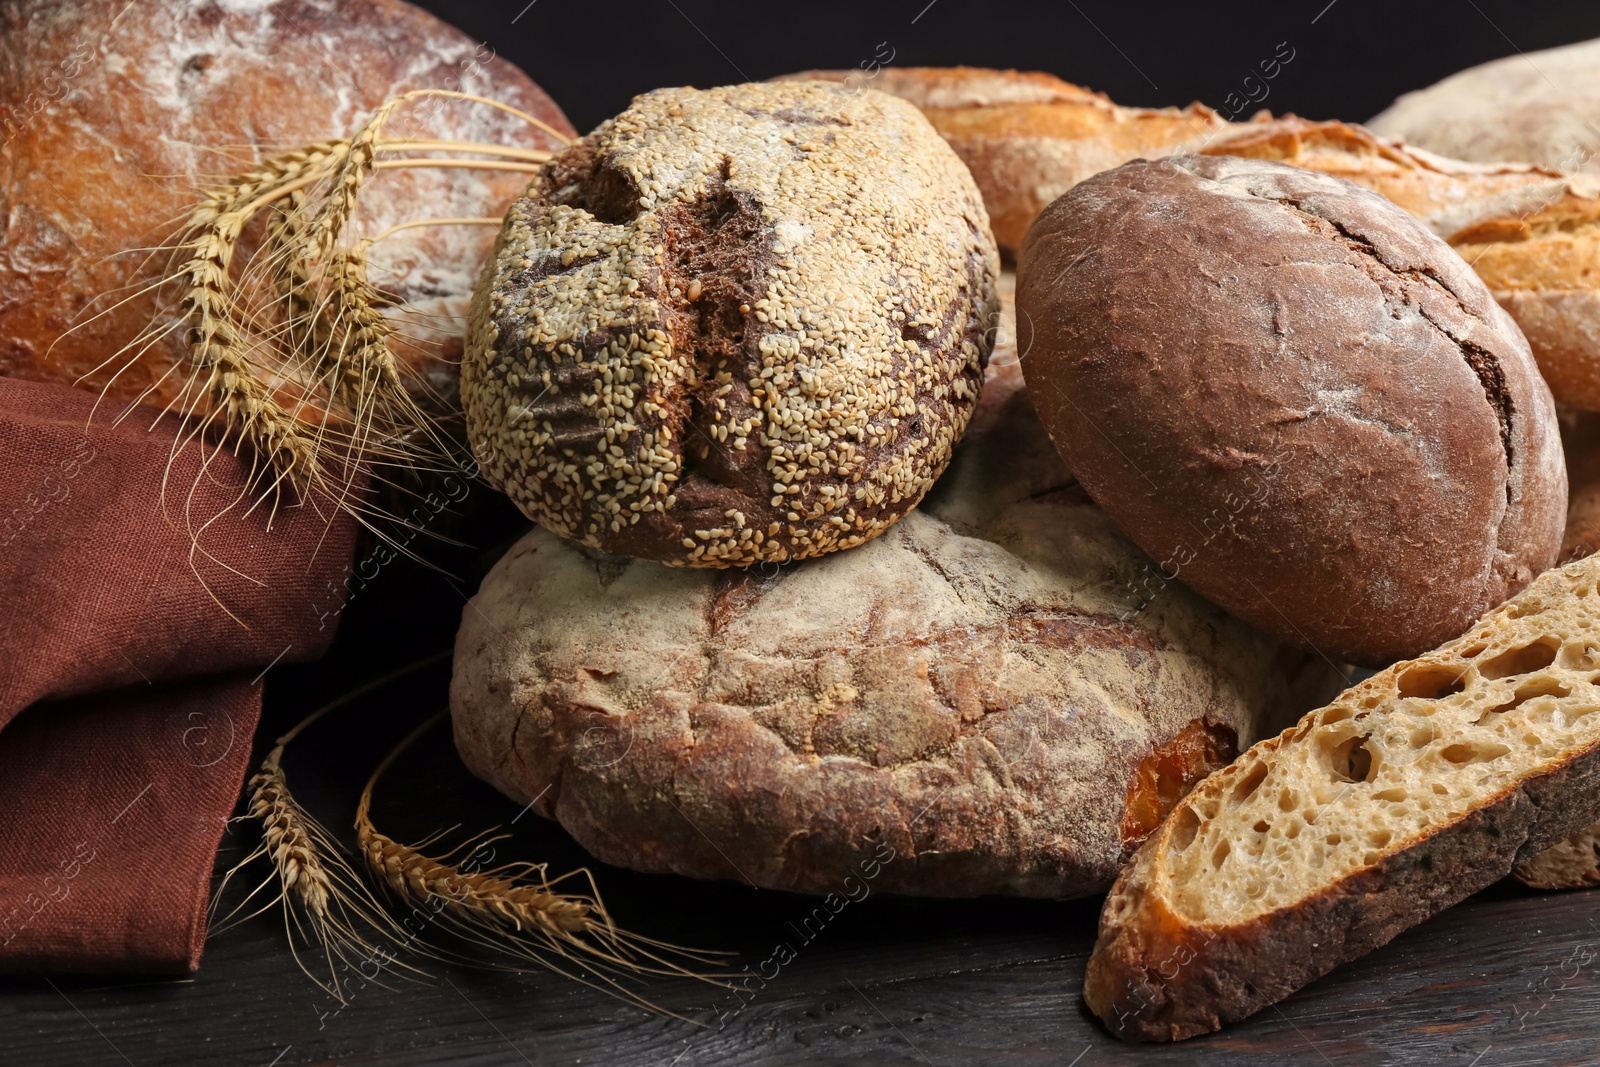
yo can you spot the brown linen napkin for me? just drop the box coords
[0,375,359,972]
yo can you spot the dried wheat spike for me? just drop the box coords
[217,740,426,1003]
[354,713,729,1014]
[246,745,332,916]
[177,140,353,492]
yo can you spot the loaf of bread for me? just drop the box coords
[1205,117,1600,411]
[1085,553,1600,1041]
[464,81,998,567]
[0,0,574,409]
[775,67,1227,254]
[450,279,1342,899]
[1017,154,1566,666]
[1369,37,1600,175]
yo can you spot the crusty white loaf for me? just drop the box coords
[1085,553,1600,1040]
[1370,38,1600,175]
[0,0,573,409]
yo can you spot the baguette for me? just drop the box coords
[775,67,1226,253]
[1085,554,1600,1041]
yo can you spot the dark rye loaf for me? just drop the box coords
[1017,155,1566,666]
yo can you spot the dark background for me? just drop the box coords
[416,0,1600,135]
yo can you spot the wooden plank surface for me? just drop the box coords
[4,528,1600,1067]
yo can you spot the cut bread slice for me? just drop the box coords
[1515,825,1600,890]
[1084,555,1600,1042]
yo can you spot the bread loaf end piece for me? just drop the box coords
[1086,554,1600,1041]
[1514,825,1600,890]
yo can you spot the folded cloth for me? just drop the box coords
[0,376,359,972]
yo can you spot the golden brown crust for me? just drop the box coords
[0,0,574,408]
[1087,555,1600,1040]
[778,67,1226,253]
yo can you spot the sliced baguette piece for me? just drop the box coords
[1514,825,1600,889]
[1085,554,1600,1041]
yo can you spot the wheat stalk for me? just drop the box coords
[81,93,560,548]
[355,712,729,1015]
[212,656,451,1001]
[176,140,354,493]
[247,744,332,915]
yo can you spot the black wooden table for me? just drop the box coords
[5,504,1600,1067]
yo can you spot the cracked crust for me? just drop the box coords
[1018,155,1566,667]
[0,0,574,407]
[1202,116,1600,413]
[449,332,1343,898]
[463,81,999,567]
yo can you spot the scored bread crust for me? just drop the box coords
[776,67,1227,254]
[1206,117,1600,411]
[463,81,998,567]
[1018,154,1566,666]
[1085,554,1600,1041]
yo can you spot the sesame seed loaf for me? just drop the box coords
[1018,155,1567,666]
[1084,553,1600,1041]
[449,296,1343,898]
[462,81,999,567]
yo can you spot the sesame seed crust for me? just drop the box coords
[462,81,1000,566]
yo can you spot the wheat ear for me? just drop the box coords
[212,655,450,1000]
[178,141,353,493]
[356,712,729,1016]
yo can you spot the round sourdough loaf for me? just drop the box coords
[463,81,999,567]
[0,0,573,408]
[450,289,1344,899]
[1369,38,1600,175]
[1017,155,1566,667]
